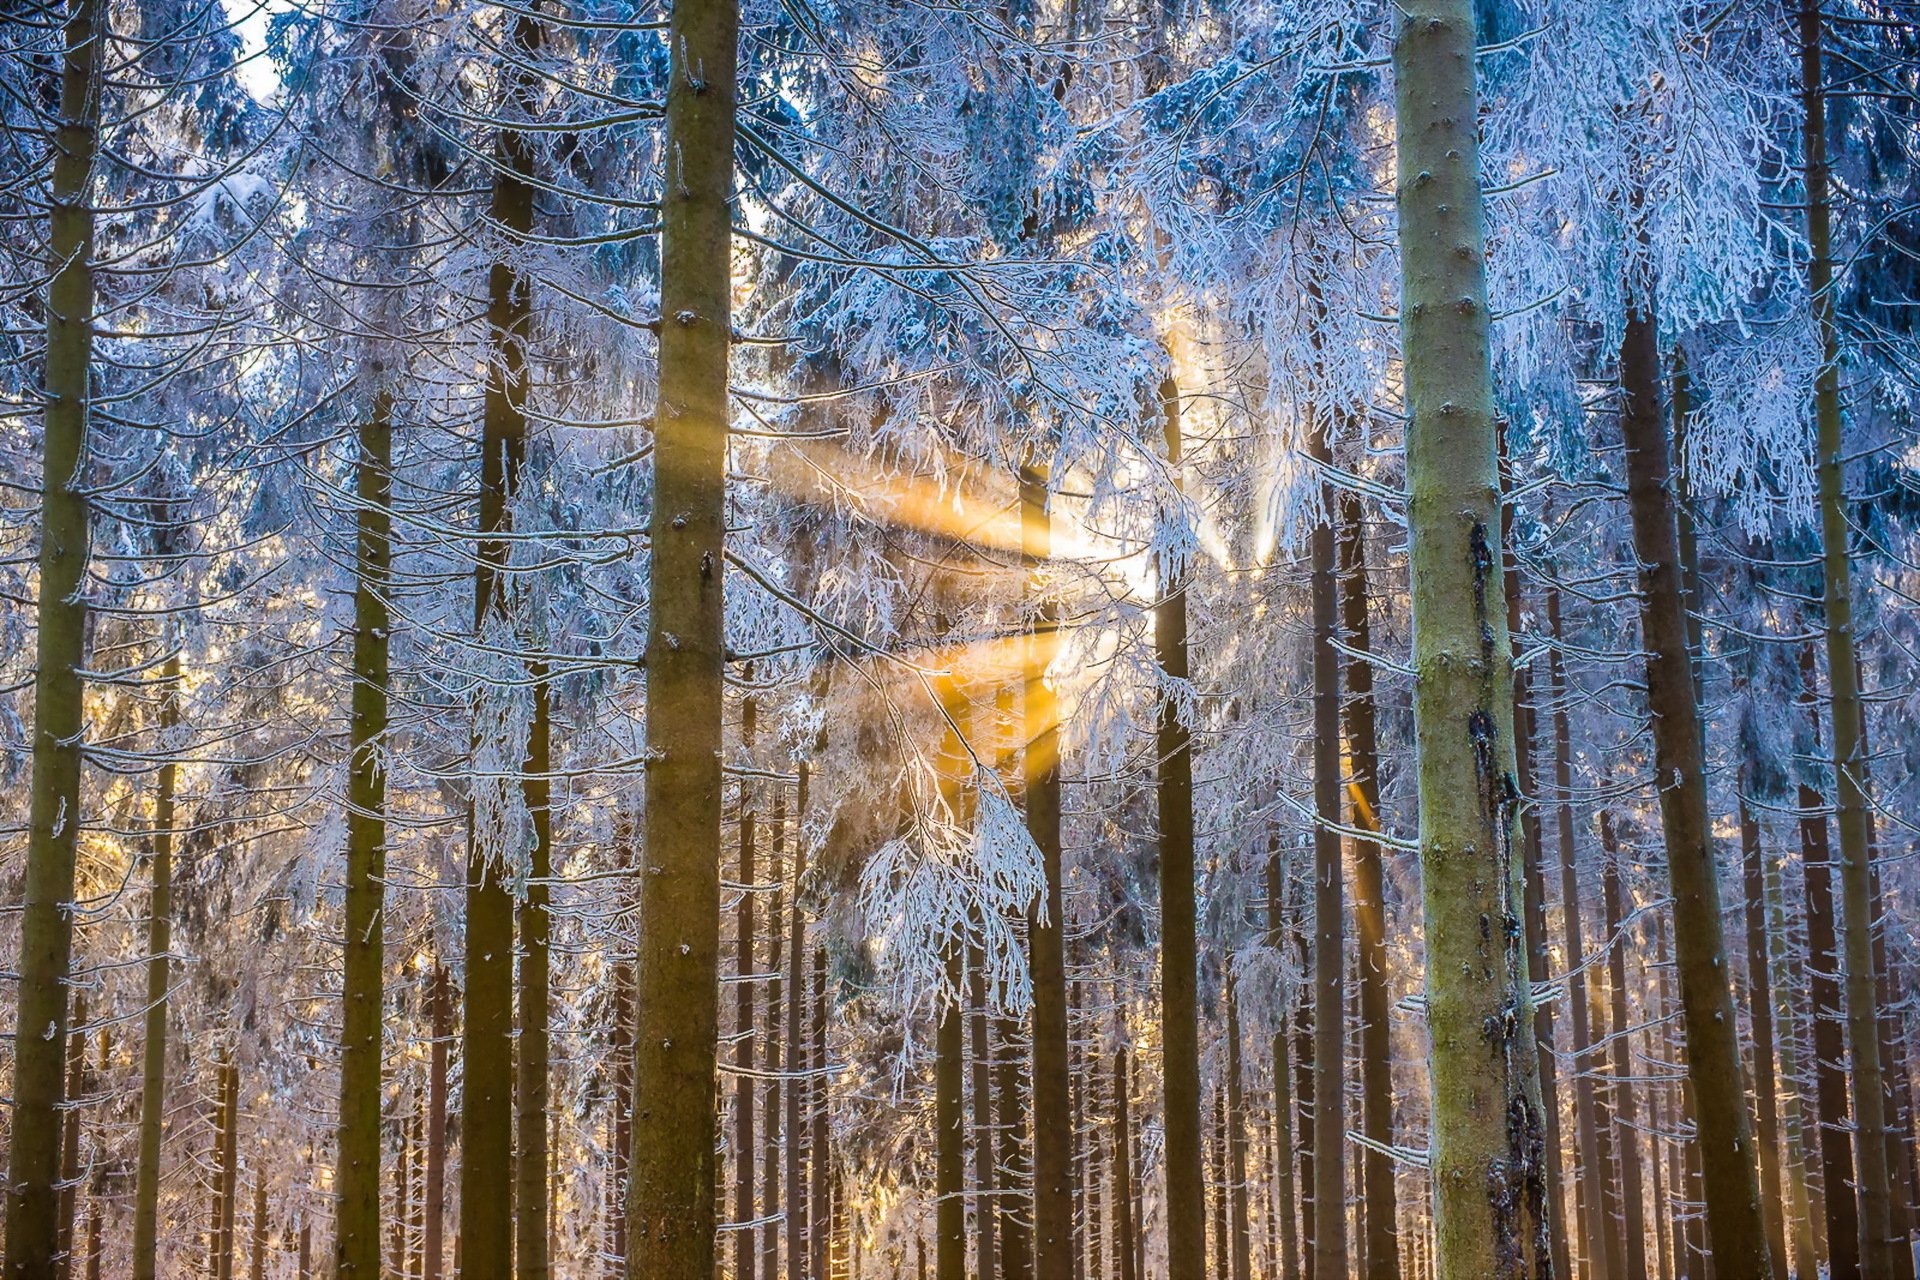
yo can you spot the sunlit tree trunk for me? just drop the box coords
[2,0,101,1268]
[624,0,737,1273]
[336,378,394,1280]
[1389,5,1550,1276]
[1154,376,1207,1280]
[1796,11,1895,1273]
[56,992,86,1280]
[1021,457,1073,1280]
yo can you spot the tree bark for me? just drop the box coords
[1268,846,1302,1280]
[625,0,737,1274]
[1340,492,1402,1280]
[785,770,811,1280]
[1616,297,1772,1280]
[1597,814,1648,1280]
[1114,1047,1139,1280]
[1548,584,1610,1280]
[133,641,183,1280]
[1766,851,1823,1280]
[518,664,554,1280]
[3,0,101,1268]
[1797,10,1896,1273]
[1021,455,1073,1280]
[938,950,966,1280]
[1306,398,1349,1280]
[1390,5,1551,1276]
[736,693,760,1280]
[972,950,999,1280]
[336,380,394,1280]
[763,788,786,1280]
[1227,976,1253,1280]
[426,963,450,1280]
[1740,793,1792,1279]
[1155,376,1207,1280]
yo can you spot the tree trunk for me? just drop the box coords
[938,950,966,1280]
[1390,6,1551,1276]
[213,1052,241,1280]
[1021,455,1073,1280]
[1268,841,1302,1280]
[1306,398,1349,1280]
[1797,9,1896,1273]
[1597,815,1648,1280]
[336,378,394,1280]
[3,0,101,1266]
[1548,584,1610,1280]
[1155,376,1207,1280]
[463,4,547,1273]
[785,770,811,1280]
[518,664,554,1280]
[811,947,831,1280]
[1766,851,1823,1280]
[1340,492,1402,1280]
[1616,296,1772,1280]
[972,950,999,1280]
[1741,793,1792,1279]
[1114,1047,1139,1280]
[625,0,737,1274]
[763,787,786,1280]
[735,694,760,1280]
[57,993,87,1280]
[1227,976,1253,1280]
[249,1173,267,1280]
[426,963,450,1280]
[133,643,183,1280]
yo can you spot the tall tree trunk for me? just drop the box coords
[1269,850,1302,1280]
[1548,585,1610,1280]
[249,1173,267,1280]
[3,0,101,1267]
[426,964,450,1280]
[1390,7,1551,1276]
[1597,815,1648,1280]
[763,788,786,1280]
[1741,793,1792,1279]
[1114,1047,1139,1280]
[972,951,999,1280]
[1797,10,1896,1272]
[336,380,394,1280]
[996,998,1033,1280]
[1155,376,1207,1280]
[735,694,760,1280]
[1766,852,1823,1280]
[518,665,554,1280]
[57,993,87,1280]
[1306,399,1349,1280]
[625,0,737,1274]
[133,642,183,1280]
[214,1052,241,1280]
[463,5,546,1274]
[1296,930,1317,1280]
[1616,297,1772,1280]
[938,952,966,1280]
[1227,976,1253,1280]
[1022,456,1073,1280]
[811,947,831,1280]
[785,770,811,1280]
[1340,493,1402,1280]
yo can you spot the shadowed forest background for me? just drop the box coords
[2,3,1919,1280]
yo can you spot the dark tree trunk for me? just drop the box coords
[1155,376,1206,1280]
